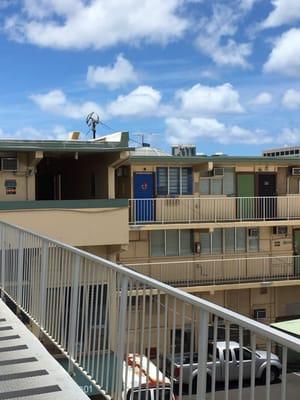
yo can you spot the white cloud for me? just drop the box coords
[264,28,300,77]
[278,128,300,145]
[239,0,257,11]
[262,0,300,28]
[165,117,272,145]
[195,3,252,67]
[176,83,244,115]
[282,89,300,109]
[87,54,138,89]
[5,0,188,50]
[251,92,272,105]
[0,125,68,140]
[30,89,105,119]
[107,85,161,117]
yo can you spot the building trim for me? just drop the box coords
[0,199,128,210]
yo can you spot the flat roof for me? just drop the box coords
[271,319,300,336]
[0,299,90,399]
[128,154,300,165]
[0,132,131,153]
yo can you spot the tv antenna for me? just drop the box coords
[86,112,100,139]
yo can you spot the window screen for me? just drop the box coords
[236,228,246,252]
[180,230,193,255]
[212,229,222,253]
[200,232,210,254]
[211,178,222,195]
[224,228,235,253]
[200,178,210,195]
[166,230,179,256]
[157,167,168,195]
[223,168,235,195]
[169,168,180,195]
[150,231,165,256]
[181,168,192,195]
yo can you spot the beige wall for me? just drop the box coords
[0,153,35,201]
[0,207,129,247]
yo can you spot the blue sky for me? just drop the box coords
[1,0,300,155]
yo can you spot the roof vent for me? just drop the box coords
[69,131,80,140]
[172,144,196,156]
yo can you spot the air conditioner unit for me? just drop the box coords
[292,168,300,176]
[253,309,266,321]
[273,226,288,235]
[213,167,224,176]
[1,158,18,171]
[248,228,259,237]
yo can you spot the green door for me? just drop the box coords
[294,230,300,276]
[237,174,255,219]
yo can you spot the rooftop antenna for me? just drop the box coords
[86,112,100,139]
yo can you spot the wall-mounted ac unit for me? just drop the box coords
[248,228,259,237]
[1,158,18,171]
[292,167,300,176]
[273,226,288,235]
[213,167,224,176]
[253,308,266,321]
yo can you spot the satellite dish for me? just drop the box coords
[86,112,100,139]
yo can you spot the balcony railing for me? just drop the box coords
[0,221,300,399]
[129,195,300,224]
[126,255,300,287]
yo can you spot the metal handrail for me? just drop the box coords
[0,220,299,400]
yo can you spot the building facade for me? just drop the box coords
[1,135,300,349]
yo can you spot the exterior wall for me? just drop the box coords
[0,206,129,247]
[0,153,35,201]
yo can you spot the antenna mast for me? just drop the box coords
[86,112,100,139]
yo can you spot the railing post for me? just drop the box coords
[39,241,49,330]
[0,224,5,299]
[287,196,290,220]
[115,274,129,399]
[17,231,24,306]
[68,254,81,375]
[196,309,209,400]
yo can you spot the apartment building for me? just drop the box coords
[0,132,131,261]
[116,145,300,334]
[2,135,300,349]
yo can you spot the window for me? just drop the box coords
[199,168,235,195]
[156,167,192,195]
[236,227,247,252]
[211,178,222,195]
[150,230,193,257]
[248,228,259,252]
[180,230,194,255]
[166,230,179,256]
[199,227,258,254]
[157,167,168,195]
[223,349,233,362]
[234,348,252,361]
[150,231,164,256]
[200,232,210,254]
[212,229,222,253]
[224,228,235,253]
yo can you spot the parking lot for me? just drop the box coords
[181,373,300,400]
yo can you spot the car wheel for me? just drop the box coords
[261,367,280,384]
[192,375,211,394]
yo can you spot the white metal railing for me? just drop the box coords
[129,195,300,224]
[127,254,300,287]
[0,221,300,400]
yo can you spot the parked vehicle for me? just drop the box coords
[166,341,282,393]
[124,354,175,400]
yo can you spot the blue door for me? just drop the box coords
[134,173,155,222]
